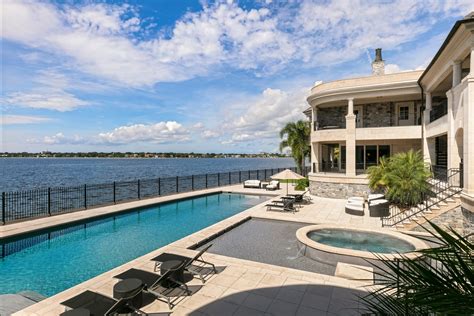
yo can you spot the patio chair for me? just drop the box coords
[288,190,312,203]
[265,180,280,190]
[345,200,364,216]
[369,199,390,217]
[150,244,217,283]
[114,268,189,309]
[266,198,296,213]
[60,290,144,316]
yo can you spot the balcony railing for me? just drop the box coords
[430,101,448,123]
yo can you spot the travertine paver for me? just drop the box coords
[11,185,382,315]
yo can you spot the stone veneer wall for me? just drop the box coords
[309,180,369,199]
[362,102,394,127]
[318,106,347,129]
[413,206,474,240]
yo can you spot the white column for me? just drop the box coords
[312,106,318,131]
[348,98,354,115]
[346,98,356,177]
[423,92,432,163]
[453,60,462,87]
[311,142,319,173]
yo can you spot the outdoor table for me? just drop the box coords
[113,278,143,307]
[60,308,90,316]
[161,259,186,283]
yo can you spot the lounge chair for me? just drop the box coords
[345,200,364,216]
[369,199,390,217]
[151,244,217,283]
[265,180,280,190]
[114,268,189,309]
[288,190,312,203]
[60,290,143,316]
[266,198,296,213]
[348,193,385,203]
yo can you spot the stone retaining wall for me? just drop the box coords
[413,206,474,240]
[309,180,369,199]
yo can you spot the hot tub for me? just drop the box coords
[296,225,428,266]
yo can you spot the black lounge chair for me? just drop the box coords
[288,190,311,203]
[151,244,216,283]
[114,268,189,309]
[60,290,143,316]
[266,198,296,213]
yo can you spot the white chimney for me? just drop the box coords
[372,48,385,76]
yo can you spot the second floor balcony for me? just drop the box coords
[313,100,422,131]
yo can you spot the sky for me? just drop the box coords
[1,0,473,153]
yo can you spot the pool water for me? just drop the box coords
[0,193,269,296]
[308,229,416,254]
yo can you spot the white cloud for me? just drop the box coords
[220,86,310,144]
[4,91,88,112]
[27,132,85,145]
[1,115,52,125]
[201,130,220,139]
[98,121,190,145]
[4,0,473,87]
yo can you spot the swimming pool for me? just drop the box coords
[0,193,269,297]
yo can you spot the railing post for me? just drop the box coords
[176,176,179,193]
[138,180,141,200]
[228,172,231,185]
[239,171,241,183]
[158,178,161,195]
[264,169,267,180]
[48,188,51,216]
[248,170,250,179]
[257,169,259,180]
[218,173,220,186]
[2,192,5,225]
[113,181,116,204]
[192,175,194,190]
[84,184,87,209]
[205,174,208,188]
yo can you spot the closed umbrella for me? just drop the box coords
[270,169,305,195]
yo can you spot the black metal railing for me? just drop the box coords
[1,166,307,224]
[382,167,463,227]
[430,102,448,122]
[319,162,346,173]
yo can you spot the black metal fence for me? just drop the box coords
[1,166,307,224]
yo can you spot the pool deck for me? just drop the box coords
[11,185,383,315]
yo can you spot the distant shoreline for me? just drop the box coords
[0,156,289,159]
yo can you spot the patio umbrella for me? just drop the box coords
[270,169,305,195]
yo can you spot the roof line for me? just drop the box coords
[418,15,474,85]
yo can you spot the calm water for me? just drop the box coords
[308,229,416,253]
[0,158,294,192]
[0,193,270,296]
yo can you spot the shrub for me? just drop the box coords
[367,150,431,207]
[295,178,309,191]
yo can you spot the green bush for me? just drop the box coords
[367,150,431,207]
[295,178,309,191]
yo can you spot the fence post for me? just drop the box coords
[228,172,231,185]
[158,178,161,195]
[84,184,87,209]
[192,175,194,190]
[218,173,220,187]
[176,176,179,193]
[2,192,5,225]
[248,170,250,179]
[257,170,259,180]
[205,174,208,188]
[113,182,116,204]
[239,171,241,183]
[264,169,267,180]
[137,180,141,200]
[48,188,51,216]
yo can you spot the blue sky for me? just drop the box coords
[2,0,473,153]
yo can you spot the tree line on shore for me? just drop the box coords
[0,152,288,158]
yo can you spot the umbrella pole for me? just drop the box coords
[287,182,289,195]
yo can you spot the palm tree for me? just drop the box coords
[279,120,310,174]
[367,150,431,207]
[361,221,474,315]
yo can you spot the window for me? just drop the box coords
[378,145,390,161]
[399,106,409,120]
